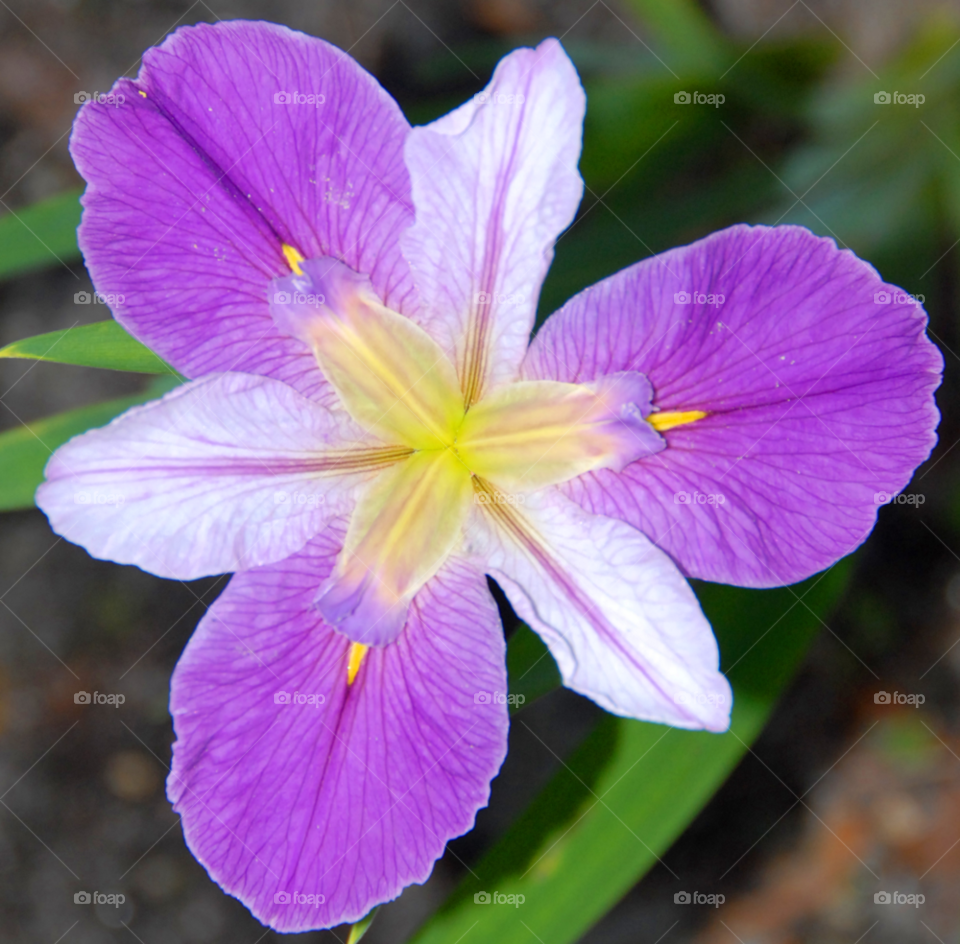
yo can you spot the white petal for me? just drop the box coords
[402,38,585,402]
[466,488,731,730]
[37,373,398,579]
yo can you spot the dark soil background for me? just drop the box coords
[2,1,960,943]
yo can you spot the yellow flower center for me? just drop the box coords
[272,252,702,653]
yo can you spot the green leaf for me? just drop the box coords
[0,321,177,375]
[0,377,181,511]
[0,188,83,281]
[623,0,729,73]
[506,623,560,714]
[772,18,960,256]
[346,908,379,943]
[410,563,851,944]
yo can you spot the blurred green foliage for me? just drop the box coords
[0,188,82,280]
[412,564,850,944]
[0,375,181,511]
[506,623,561,712]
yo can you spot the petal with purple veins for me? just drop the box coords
[524,224,943,586]
[71,20,415,400]
[167,523,508,932]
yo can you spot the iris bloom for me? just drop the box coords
[37,21,939,932]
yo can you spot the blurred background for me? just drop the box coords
[2,0,960,941]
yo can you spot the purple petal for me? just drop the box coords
[402,38,584,402]
[71,21,415,400]
[167,523,508,932]
[523,224,943,586]
[471,488,730,731]
[37,373,395,579]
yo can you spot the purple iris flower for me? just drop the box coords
[35,20,939,932]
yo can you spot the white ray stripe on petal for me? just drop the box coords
[36,373,403,580]
[470,482,731,731]
[474,479,681,709]
[402,38,585,404]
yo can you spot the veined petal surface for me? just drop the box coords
[168,524,508,932]
[37,373,394,579]
[524,224,943,586]
[402,38,585,404]
[468,487,731,730]
[71,20,415,400]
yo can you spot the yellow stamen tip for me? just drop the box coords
[137,89,147,99]
[648,410,708,432]
[282,243,305,275]
[347,642,369,685]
